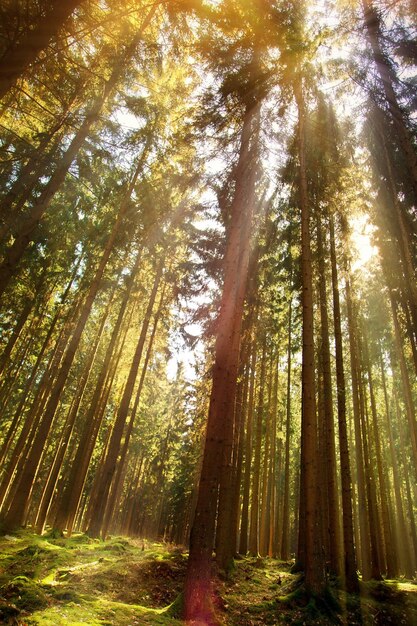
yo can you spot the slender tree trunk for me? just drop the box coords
[1,139,151,529]
[358,375,383,580]
[329,214,358,591]
[0,255,82,466]
[281,298,293,562]
[0,301,33,376]
[229,352,250,557]
[363,334,396,577]
[0,79,87,239]
[267,355,279,558]
[380,128,417,340]
[53,253,141,533]
[259,352,275,557]
[239,339,257,555]
[396,394,417,573]
[101,288,165,538]
[0,289,83,510]
[87,255,165,538]
[390,296,417,477]
[380,348,414,577]
[345,273,373,580]
[248,333,267,556]
[34,288,114,534]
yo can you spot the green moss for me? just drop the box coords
[0,575,49,612]
[101,541,128,553]
[278,584,309,607]
[3,532,417,625]
[161,591,184,618]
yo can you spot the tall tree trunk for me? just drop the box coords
[345,273,373,580]
[0,152,147,529]
[0,300,33,376]
[329,214,358,592]
[267,354,279,558]
[259,351,276,557]
[316,213,341,576]
[238,339,257,555]
[0,289,83,511]
[248,333,267,556]
[363,333,396,577]
[389,295,417,477]
[0,254,82,466]
[396,394,417,573]
[380,347,414,577]
[101,286,165,538]
[281,297,293,562]
[229,350,250,558]
[184,98,261,621]
[87,255,165,538]
[294,76,324,594]
[52,252,141,534]
[358,372,383,580]
[0,76,87,239]
[34,287,114,534]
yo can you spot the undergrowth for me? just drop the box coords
[0,531,416,625]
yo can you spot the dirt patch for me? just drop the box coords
[67,552,187,607]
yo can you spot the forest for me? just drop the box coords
[0,0,416,624]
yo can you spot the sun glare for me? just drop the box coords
[349,214,379,273]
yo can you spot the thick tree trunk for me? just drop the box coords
[216,331,250,564]
[316,213,341,576]
[295,77,324,594]
[184,100,260,622]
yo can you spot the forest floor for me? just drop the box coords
[0,532,416,625]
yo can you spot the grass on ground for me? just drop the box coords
[0,531,416,625]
